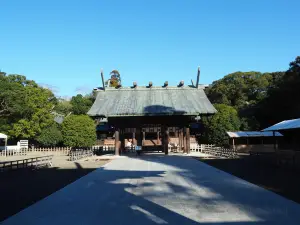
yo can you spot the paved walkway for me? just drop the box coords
[2,155,300,225]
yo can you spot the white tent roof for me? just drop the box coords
[226,131,283,138]
[262,118,300,131]
[0,133,8,139]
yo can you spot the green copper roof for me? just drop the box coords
[87,86,217,117]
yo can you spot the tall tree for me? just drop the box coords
[256,56,300,127]
[70,94,93,115]
[0,73,56,139]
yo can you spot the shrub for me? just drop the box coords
[36,123,63,146]
[62,115,96,147]
[202,104,240,146]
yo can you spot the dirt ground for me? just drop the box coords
[0,155,111,222]
[195,154,300,204]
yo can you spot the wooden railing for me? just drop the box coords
[69,148,93,161]
[0,155,53,172]
[201,144,237,158]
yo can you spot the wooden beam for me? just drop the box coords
[186,127,190,154]
[115,129,119,155]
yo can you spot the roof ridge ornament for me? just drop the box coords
[178,80,184,87]
[196,66,200,88]
[101,69,105,91]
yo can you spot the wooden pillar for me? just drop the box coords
[179,128,183,152]
[142,131,145,146]
[165,128,169,155]
[186,127,190,154]
[132,131,136,145]
[115,129,119,155]
[273,131,276,150]
[183,128,187,153]
[232,138,235,151]
[273,131,279,165]
[161,126,165,153]
[120,129,125,155]
[157,131,160,144]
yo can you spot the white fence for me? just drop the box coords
[1,144,237,158]
[168,143,237,158]
[0,147,71,157]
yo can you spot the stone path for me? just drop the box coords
[2,155,300,225]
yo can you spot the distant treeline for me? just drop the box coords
[202,56,300,145]
[0,72,95,146]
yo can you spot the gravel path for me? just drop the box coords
[2,155,300,225]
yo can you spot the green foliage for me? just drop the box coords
[205,71,280,110]
[37,123,63,146]
[255,56,300,127]
[62,115,96,147]
[54,99,73,115]
[202,104,240,146]
[106,70,121,87]
[0,73,56,139]
[205,71,285,130]
[70,94,93,115]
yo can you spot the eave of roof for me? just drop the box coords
[262,118,300,131]
[226,131,283,138]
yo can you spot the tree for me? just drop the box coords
[9,85,56,139]
[62,115,96,147]
[202,104,240,146]
[205,71,278,110]
[256,56,300,127]
[70,94,93,115]
[37,123,63,146]
[105,70,121,87]
[54,98,73,115]
[0,73,56,139]
[205,71,285,129]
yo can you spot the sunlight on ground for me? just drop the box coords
[108,158,263,223]
[130,205,168,224]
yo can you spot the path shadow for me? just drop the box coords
[2,155,300,224]
[125,154,300,224]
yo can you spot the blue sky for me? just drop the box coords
[1,0,299,97]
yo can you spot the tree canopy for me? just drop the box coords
[205,56,300,136]
[105,69,121,87]
[70,94,94,115]
[0,73,56,139]
[36,123,63,146]
[61,115,96,147]
[0,72,96,146]
[202,104,240,146]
